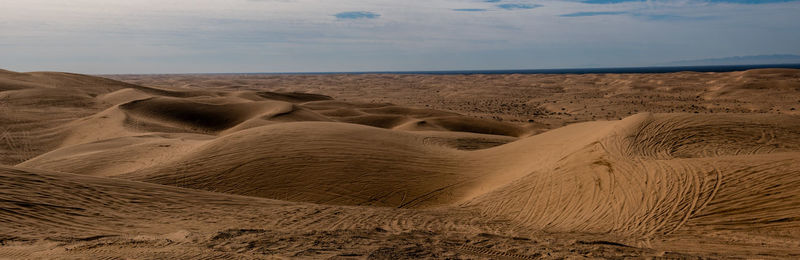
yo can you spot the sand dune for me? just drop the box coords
[467,113,800,236]
[4,69,800,258]
[109,68,800,125]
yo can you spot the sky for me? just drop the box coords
[1,0,799,74]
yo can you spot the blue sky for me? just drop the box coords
[1,0,799,73]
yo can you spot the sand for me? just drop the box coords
[1,68,800,259]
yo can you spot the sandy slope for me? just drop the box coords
[1,166,693,259]
[3,68,800,258]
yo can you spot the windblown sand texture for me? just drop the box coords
[2,68,800,259]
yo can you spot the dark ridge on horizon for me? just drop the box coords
[101,63,800,76]
[663,54,800,66]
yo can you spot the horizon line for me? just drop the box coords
[94,63,800,76]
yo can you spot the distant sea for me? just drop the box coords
[258,63,800,75]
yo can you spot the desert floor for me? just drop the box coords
[1,68,799,259]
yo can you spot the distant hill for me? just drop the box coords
[663,54,800,66]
